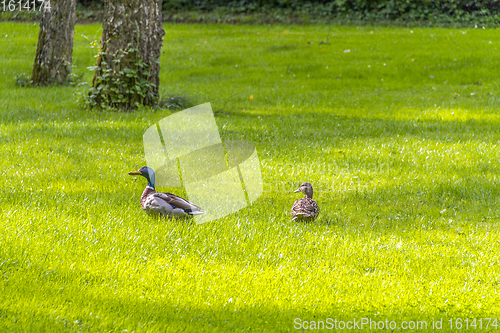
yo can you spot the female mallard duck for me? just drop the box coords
[129,166,205,219]
[291,182,319,222]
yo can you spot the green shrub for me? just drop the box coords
[73,0,500,25]
[158,0,500,16]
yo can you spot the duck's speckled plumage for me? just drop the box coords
[140,186,156,210]
[291,182,319,222]
[130,167,205,219]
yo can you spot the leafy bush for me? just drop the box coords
[84,47,157,110]
[75,0,500,24]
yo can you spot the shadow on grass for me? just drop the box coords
[215,109,500,145]
[2,106,500,143]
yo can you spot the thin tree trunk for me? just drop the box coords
[31,0,77,85]
[89,0,165,110]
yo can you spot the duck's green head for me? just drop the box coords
[129,166,156,188]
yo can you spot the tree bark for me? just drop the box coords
[89,0,165,110]
[31,0,77,85]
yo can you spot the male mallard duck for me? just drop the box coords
[291,182,319,222]
[128,166,205,219]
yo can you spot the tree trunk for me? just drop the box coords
[89,0,165,110]
[31,0,77,85]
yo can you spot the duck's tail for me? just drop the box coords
[185,209,206,216]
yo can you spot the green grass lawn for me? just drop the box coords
[1,21,500,332]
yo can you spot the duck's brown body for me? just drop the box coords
[130,167,205,219]
[291,182,319,222]
[291,197,319,222]
[140,186,205,219]
[141,186,156,210]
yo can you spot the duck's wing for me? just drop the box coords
[152,192,204,213]
[144,194,176,217]
[291,198,319,219]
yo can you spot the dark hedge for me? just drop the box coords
[77,0,500,22]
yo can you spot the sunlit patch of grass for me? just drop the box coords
[1,22,500,331]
